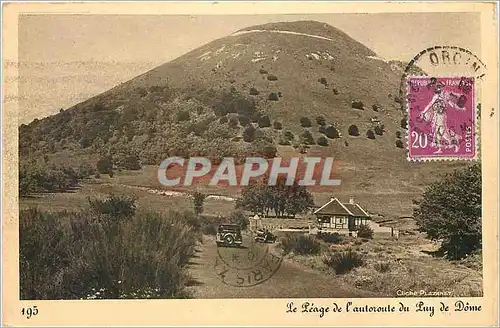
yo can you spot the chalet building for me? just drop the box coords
[314,197,371,236]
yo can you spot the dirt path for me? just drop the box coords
[185,234,377,299]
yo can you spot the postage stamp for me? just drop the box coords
[406,76,477,161]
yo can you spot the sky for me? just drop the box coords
[12,12,481,123]
[18,12,480,63]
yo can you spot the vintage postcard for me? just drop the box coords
[2,1,499,327]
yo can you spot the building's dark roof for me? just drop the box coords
[314,198,352,216]
[314,198,370,217]
[344,203,370,217]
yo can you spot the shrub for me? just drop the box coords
[273,121,283,130]
[238,115,251,126]
[316,115,326,126]
[219,116,228,124]
[176,110,190,122]
[366,129,376,139]
[88,194,137,220]
[374,261,392,273]
[259,69,268,74]
[300,117,312,127]
[280,234,321,255]
[332,88,339,95]
[283,130,295,141]
[97,156,113,175]
[268,93,279,101]
[394,96,403,104]
[322,249,365,274]
[202,223,218,235]
[19,207,198,299]
[267,74,278,81]
[400,118,408,129]
[351,100,364,110]
[374,125,384,136]
[300,130,315,145]
[191,191,206,215]
[228,115,239,128]
[258,115,271,128]
[229,210,249,230]
[348,125,359,136]
[324,125,340,139]
[318,77,328,86]
[317,232,343,244]
[243,126,256,142]
[357,223,374,239]
[396,140,404,148]
[396,131,402,139]
[249,88,259,96]
[317,136,328,146]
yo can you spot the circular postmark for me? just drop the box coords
[214,230,282,287]
[397,46,485,161]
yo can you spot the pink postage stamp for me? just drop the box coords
[406,76,477,161]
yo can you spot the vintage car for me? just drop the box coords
[216,224,243,247]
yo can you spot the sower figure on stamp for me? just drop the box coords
[420,81,465,154]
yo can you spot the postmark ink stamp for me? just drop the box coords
[406,76,477,161]
[214,231,282,287]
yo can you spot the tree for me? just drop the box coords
[300,129,315,145]
[366,129,376,139]
[243,126,256,142]
[324,125,340,139]
[316,115,326,126]
[317,136,328,146]
[97,156,113,176]
[348,125,359,136]
[395,140,404,148]
[374,124,385,136]
[191,192,207,215]
[300,117,312,127]
[413,164,481,259]
[258,115,271,128]
[273,121,283,130]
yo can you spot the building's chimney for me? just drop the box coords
[349,198,355,204]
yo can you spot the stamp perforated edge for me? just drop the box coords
[404,75,480,162]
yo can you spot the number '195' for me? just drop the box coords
[21,306,38,319]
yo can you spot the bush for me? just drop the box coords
[323,249,365,274]
[317,232,343,244]
[300,117,312,127]
[249,88,260,96]
[219,116,228,124]
[176,110,190,122]
[228,115,239,128]
[88,194,137,220]
[400,118,407,129]
[202,223,218,235]
[366,129,376,139]
[267,75,278,81]
[283,130,295,141]
[97,156,113,175]
[374,261,391,273]
[243,126,256,142]
[259,69,268,74]
[300,130,315,145]
[317,136,328,146]
[374,125,384,136]
[316,115,326,126]
[357,223,374,239]
[268,93,279,101]
[318,77,328,86]
[273,121,283,130]
[396,131,402,139]
[238,115,251,126]
[280,234,321,255]
[351,100,364,110]
[258,115,271,128]
[372,104,381,112]
[228,210,249,230]
[332,88,339,95]
[348,125,359,136]
[396,140,404,148]
[191,191,206,215]
[19,206,198,299]
[324,125,340,139]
